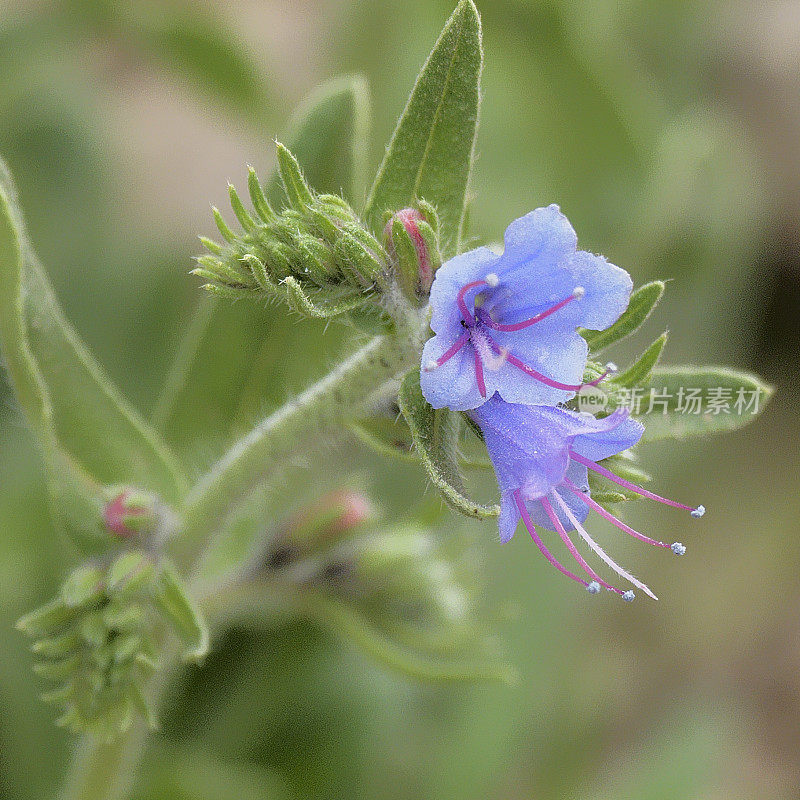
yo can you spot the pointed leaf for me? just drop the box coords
[398,370,498,519]
[635,366,773,440]
[0,159,186,503]
[611,332,668,388]
[582,281,665,354]
[364,0,482,255]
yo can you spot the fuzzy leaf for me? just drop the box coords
[398,370,498,519]
[0,159,186,504]
[364,0,482,255]
[610,332,668,388]
[582,281,665,354]
[636,366,774,440]
[153,562,209,662]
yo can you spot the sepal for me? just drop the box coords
[397,369,499,519]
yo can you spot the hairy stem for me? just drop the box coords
[175,332,419,568]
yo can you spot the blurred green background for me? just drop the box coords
[1,0,798,798]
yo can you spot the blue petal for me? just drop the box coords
[498,491,520,543]
[519,463,591,532]
[486,327,587,406]
[501,205,577,271]
[428,246,499,335]
[420,335,485,411]
[471,399,572,495]
[571,414,644,462]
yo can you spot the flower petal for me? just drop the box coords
[498,491,520,543]
[420,335,485,410]
[487,328,587,406]
[428,246,499,335]
[500,205,577,271]
[471,399,573,495]
[571,413,644,462]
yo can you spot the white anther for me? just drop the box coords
[572,285,585,299]
[671,542,687,555]
[586,581,601,595]
[622,590,636,602]
[690,505,705,518]
[485,273,499,288]
[605,361,618,373]
[424,360,439,372]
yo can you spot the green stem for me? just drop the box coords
[175,333,418,566]
[59,724,149,800]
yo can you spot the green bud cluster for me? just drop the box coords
[195,143,388,320]
[260,507,509,681]
[17,552,208,737]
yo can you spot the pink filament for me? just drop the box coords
[502,349,585,392]
[563,476,670,549]
[568,453,696,512]
[455,280,487,326]
[474,348,487,397]
[513,490,589,588]
[540,496,620,593]
[486,292,578,332]
[552,489,658,599]
[434,332,470,367]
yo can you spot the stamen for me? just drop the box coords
[690,505,705,518]
[671,542,687,555]
[564,476,671,549]
[586,580,601,594]
[622,590,636,602]
[513,490,590,589]
[540,496,621,595]
[569,452,702,515]
[553,489,658,600]
[485,287,584,333]
[456,280,488,326]
[490,341,584,391]
[474,348,487,398]
[428,332,470,370]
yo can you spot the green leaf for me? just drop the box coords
[364,0,483,255]
[398,370,498,519]
[610,332,668,388]
[153,562,209,662]
[0,158,187,505]
[153,76,371,453]
[581,281,665,354]
[635,366,774,441]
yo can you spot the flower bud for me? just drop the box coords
[383,203,441,302]
[264,490,375,569]
[103,488,157,539]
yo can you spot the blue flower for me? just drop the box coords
[421,205,633,411]
[471,397,704,600]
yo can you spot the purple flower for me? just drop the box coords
[421,205,633,411]
[471,397,704,601]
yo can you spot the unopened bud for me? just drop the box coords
[384,205,441,302]
[103,489,156,540]
[284,490,374,551]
